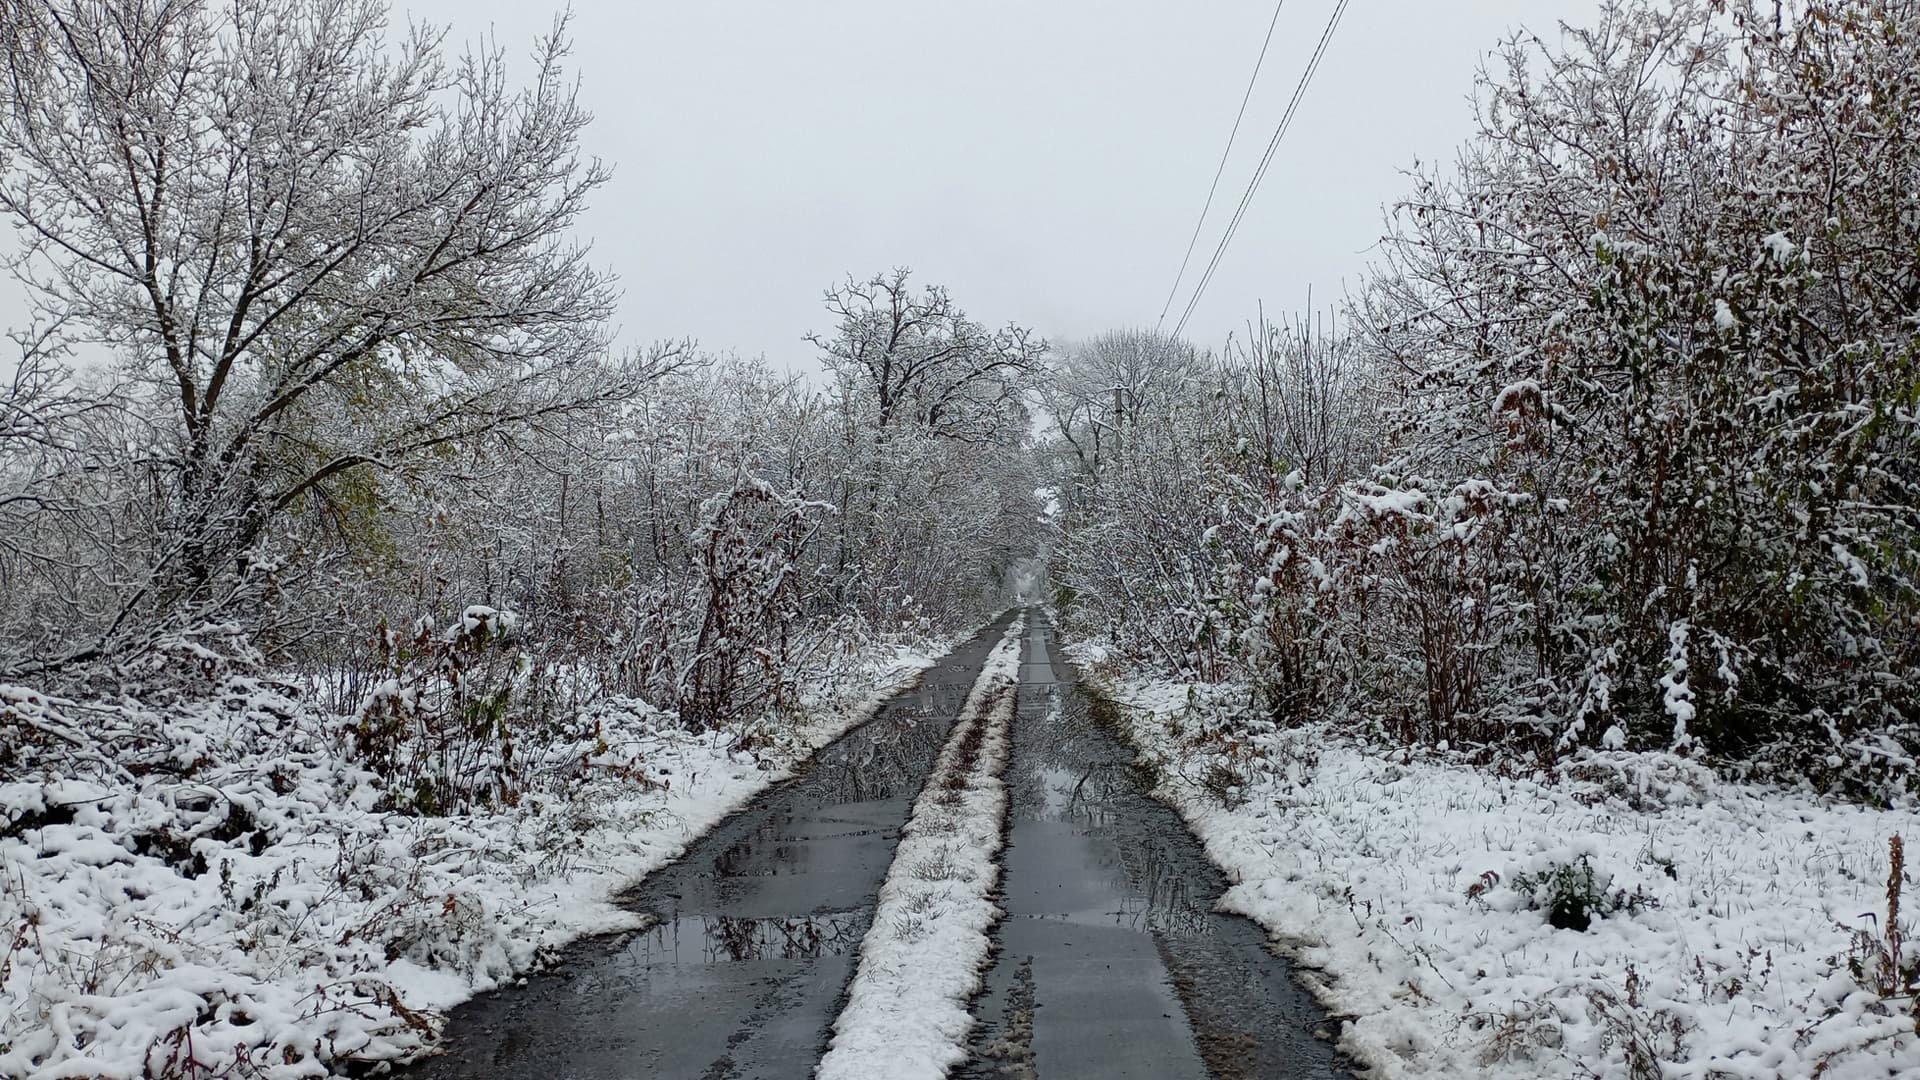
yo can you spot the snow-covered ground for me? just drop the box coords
[0,640,946,1080]
[817,615,1025,1080]
[1095,675,1919,1080]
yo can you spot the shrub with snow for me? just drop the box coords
[1104,676,1920,1079]
[0,626,949,1079]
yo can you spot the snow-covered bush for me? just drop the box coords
[1351,0,1920,783]
[345,606,582,816]
[675,481,827,732]
[1509,854,1657,932]
[1106,677,1920,1078]
[1055,0,1920,797]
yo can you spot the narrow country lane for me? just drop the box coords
[402,612,1022,1080]
[958,611,1350,1079]
[403,609,1348,1079]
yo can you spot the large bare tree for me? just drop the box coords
[0,0,679,674]
[1038,328,1204,481]
[807,268,1042,443]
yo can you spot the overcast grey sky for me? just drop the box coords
[398,1,1601,367]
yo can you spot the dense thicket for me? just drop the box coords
[1054,0,1920,796]
[0,0,1040,787]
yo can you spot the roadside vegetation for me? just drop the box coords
[0,0,1041,1073]
[1048,2,1919,1075]
[5,0,1918,1076]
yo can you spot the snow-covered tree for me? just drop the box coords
[807,270,1044,627]
[1356,0,1920,778]
[1038,329,1205,483]
[809,268,1042,444]
[0,0,679,678]
[1057,0,1920,794]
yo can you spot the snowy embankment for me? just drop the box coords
[0,640,945,1080]
[1095,676,1918,1080]
[817,615,1026,1080]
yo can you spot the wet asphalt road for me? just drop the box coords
[959,612,1348,1080]
[403,609,1348,1079]
[403,612,1021,1080]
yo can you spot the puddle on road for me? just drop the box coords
[402,613,1018,1080]
[402,608,1345,1080]
[615,911,866,966]
[962,613,1349,1080]
[1005,759,1215,937]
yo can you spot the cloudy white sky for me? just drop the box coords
[398,0,1602,368]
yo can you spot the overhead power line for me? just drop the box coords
[1154,0,1288,334]
[1168,0,1352,343]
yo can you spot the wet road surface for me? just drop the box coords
[404,612,1020,1080]
[958,613,1349,1080]
[405,608,1348,1078]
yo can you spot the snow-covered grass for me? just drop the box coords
[0,640,946,1080]
[817,615,1026,1080]
[1096,675,1919,1080]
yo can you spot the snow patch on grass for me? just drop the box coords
[817,615,1025,1080]
[1101,676,1919,1080]
[0,640,946,1080]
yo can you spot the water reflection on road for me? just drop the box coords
[961,612,1347,1080]
[401,607,1348,1080]
[402,613,1019,1080]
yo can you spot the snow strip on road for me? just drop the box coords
[1097,675,1919,1080]
[816,614,1026,1080]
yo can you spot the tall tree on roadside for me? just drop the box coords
[808,269,1042,444]
[807,269,1044,623]
[1038,329,1203,483]
[0,0,680,677]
